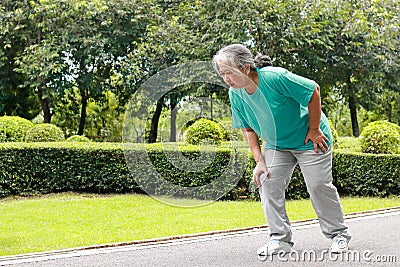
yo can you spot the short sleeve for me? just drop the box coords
[229,89,250,129]
[278,71,316,107]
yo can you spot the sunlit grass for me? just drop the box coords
[0,193,398,256]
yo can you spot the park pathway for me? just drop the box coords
[1,207,399,267]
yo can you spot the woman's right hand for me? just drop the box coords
[253,160,269,187]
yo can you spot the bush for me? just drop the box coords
[337,137,361,152]
[218,120,244,142]
[25,123,65,142]
[0,116,34,142]
[0,142,245,199]
[0,142,135,197]
[185,118,226,145]
[0,142,398,200]
[333,150,400,197]
[360,120,400,154]
[67,135,90,142]
[32,114,44,124]
[328,119,339,149]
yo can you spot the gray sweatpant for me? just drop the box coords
[259,147,351,244]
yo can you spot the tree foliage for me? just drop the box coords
[0,0,398,140]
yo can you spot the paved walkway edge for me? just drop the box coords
[1,206,400,265]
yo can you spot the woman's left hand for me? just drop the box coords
[305,128,329,154]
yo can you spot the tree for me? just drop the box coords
[11,0,69,123]
[3,0,153,134]
[126,0,259,142]
[246,0,399,136]
[323,0,400,136]
[2,0,398,141]
[56,0,152,135]
[0,0,45,119]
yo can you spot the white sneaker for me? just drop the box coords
[257,240,293,257]
[330,236,349,253]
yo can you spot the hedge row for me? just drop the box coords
[0,143,399,199]
[333,150,400,197]
[0,143,136,198]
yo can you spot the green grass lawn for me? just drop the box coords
[0,193,399,256]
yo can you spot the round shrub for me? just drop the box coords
[0,116,34,142]
[360,120,400,154]
[66,135,90,142]
[25,123,65,142]
[185,118,225,145]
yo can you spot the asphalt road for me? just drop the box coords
[1,208,399,267]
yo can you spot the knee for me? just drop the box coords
[307,180,337,196]
[262,177,286,198]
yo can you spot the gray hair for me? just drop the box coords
[213,44,272,75]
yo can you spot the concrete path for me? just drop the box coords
[1,208,399,267]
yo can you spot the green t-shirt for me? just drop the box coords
[229,66,332,150]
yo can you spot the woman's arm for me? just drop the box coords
[241,128,269,187]
[305,84,329,154]
[242,128,263,162]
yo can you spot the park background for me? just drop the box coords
[0,0,399,256]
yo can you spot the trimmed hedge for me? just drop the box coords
[0,142,135,197]
[333,150,400,197]
[0,143,398,199]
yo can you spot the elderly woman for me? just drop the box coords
[213,44,351,257]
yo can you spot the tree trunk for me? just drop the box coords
[347,76,360,137]
[348,95,360,137]
[170,103,177,142]
[36,85,52,123]
[78,90,88,136]
[148,96,164,143]
[35,23,52,123]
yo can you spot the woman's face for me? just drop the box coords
[218,63,248,89]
